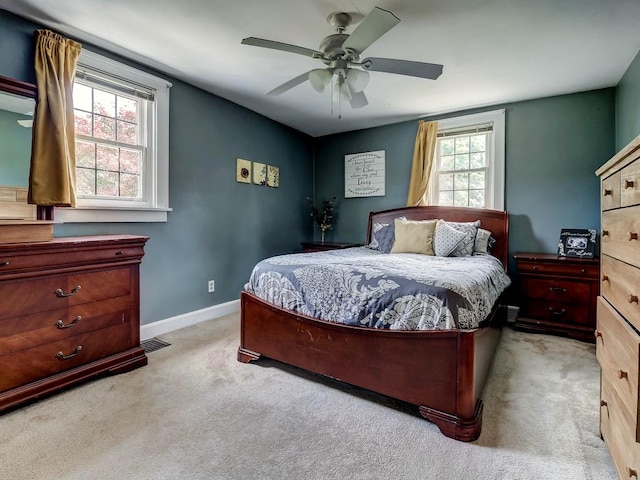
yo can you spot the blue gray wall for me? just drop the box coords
[314,90,616,281]
[0,108,32,186]
[0,9,314,324]
[616,49,640,150]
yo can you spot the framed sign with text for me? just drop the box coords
[344,150,386,198]
[557,228,597,258]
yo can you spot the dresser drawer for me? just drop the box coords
[602,170,621,211]
[525,278,591,303]
[602,206,640,268]
[601,254,640,332]
[0,244,144,277]
[526,300,591,326]
[600,374,640,479]
[0,267,131,320]
[515,260,599,278]
[596,297,639,428]
[0,323,133,393]
[0,296,131,355]
[621,157,640,208]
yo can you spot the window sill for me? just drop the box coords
[54,206,171,223]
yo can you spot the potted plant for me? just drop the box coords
[307,196,337,243]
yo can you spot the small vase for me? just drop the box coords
[320,230,325,243]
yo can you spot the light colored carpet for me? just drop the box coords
[1,314,616,480]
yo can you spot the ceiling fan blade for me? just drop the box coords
[241,37,323,58]
[361,57,444,80]
[349,90,368,109]
[266,71,312,96]
[342,7,400,54]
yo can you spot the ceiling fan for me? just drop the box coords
[241,6,443,112]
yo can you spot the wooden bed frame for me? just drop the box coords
[238,206,509,441]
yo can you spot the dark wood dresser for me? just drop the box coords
[513,252,599,343]
[0,235,148,411]
[301,241,361,253]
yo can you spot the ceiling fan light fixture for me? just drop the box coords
[309,68,332,93]
[345,68,370,93]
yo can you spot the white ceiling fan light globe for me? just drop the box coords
[345,68,370,93]
[309,69,332,93]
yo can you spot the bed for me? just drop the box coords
[238,205,510,441]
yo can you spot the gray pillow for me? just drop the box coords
[433,220,467,257]
[447,220,481,257]
[368,216,406,253]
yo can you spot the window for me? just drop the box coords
[55,50,172,223]
[428,110,505,210]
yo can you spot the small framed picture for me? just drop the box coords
[558,229,597,258]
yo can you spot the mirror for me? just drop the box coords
[0,75,36,188]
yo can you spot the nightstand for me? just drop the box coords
[301,241,361,253]
[513,252,600,343]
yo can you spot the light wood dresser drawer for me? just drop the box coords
[601,254,640,332]
[621,158,640,207]
[602,206,640,267]
[600,375,640,479]
[596,298,639,438]
[602,170,621,211]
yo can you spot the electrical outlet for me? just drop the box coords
[208,280,215,293]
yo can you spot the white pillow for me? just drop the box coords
[390,219,437,255]
[433,220,468,257]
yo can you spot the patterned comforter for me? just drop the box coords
[245,247,511,331]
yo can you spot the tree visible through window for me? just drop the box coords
[73,81,144,200]
[437,133,488,208]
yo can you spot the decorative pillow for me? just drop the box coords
[367,223,386,250]
[474,228,492,254]
[446,220,481,257]
[369,216,406,253]
[390,219,437,255]
[433,220,468,257]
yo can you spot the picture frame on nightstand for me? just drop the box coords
[557,228,597,258]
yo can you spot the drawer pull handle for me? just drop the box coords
[601,274,609,282]
[629,467,638,478]
[629,232,639,241]
[56,316,82,329]
[595,330,602,340]
[115,250,124,255]
[548,307,566,316]
[548,287,567,293]
[0,261,8,267]
[625,180,635,189]
[55,285,81,297]
[619,369,629,380]
[56,345,83,361]
[603,188,613,196]
[629,294,639,304]
[602,229,609,237]
[600,399,608,407]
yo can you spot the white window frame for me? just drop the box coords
[55,49,172,223]
[428,109,505,210]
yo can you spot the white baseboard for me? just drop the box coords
[140,299,240,340]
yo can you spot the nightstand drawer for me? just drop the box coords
[596,297,639,426]
[526,300,591,326]
[515,260,599,278]
[525,278,591,303]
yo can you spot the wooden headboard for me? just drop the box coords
[366,206,509,269]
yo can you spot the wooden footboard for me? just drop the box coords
[238,291,506,441]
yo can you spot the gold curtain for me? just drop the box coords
[28,29,82,207]
[406,120,438,207]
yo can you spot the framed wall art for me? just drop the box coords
[557,228,597,258]
[344,150,385,198]
[236,158,251,184]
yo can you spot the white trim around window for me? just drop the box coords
[55,49,172,223]
[428,109,505,210]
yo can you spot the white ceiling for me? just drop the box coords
[1,0,640,137]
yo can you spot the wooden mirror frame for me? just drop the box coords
[0,75,52,220]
